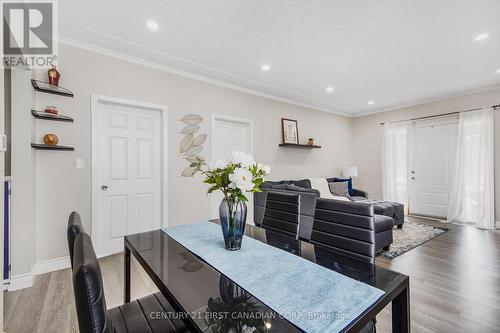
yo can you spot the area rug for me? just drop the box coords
[379,222,447,259]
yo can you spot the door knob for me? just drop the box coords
[101,185,108,190]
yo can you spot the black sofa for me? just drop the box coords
[254,179,403,252]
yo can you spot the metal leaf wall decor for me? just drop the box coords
[192,134,207,146]
[180,114,203,125]
[179,114,206,177]
[179,134,194,153]
[181,124,200,134]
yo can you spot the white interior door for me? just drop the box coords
[211,115,253,223]
[408,121,458,218]
[95,100,163,256]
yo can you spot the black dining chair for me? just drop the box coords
[261,191,300,239]
[68,213,189,333]
[310,198,377,265]
[67,211,85,269]
[310,199,378,333]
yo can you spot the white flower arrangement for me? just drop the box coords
[191,151,271,201]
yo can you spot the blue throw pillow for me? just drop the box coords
[330,177,353,196]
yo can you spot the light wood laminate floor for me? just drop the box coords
[4,217,500,333]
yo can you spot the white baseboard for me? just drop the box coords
[34,256,71,275]
[9,272,34,291]
[8,256,71,291]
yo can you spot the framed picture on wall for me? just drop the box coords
[281,118,299,144]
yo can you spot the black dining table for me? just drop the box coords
[124,221,410,333]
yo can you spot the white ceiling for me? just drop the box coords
[59,0,500,116]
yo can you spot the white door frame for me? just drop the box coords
[210,114,254,217]
[91,95,168,256]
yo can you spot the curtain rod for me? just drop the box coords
[379,104,500,126]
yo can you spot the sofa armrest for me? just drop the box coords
[352,188,368,198]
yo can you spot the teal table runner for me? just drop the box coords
[162,222,384,333]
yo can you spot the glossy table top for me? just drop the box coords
[125,222,408,333]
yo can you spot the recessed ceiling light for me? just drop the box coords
[474,33,489,41]
[367,101,375,105]
[146,20,159,31]
[261,64,271,71]
[326,87,335,93]
[496,68,500,74]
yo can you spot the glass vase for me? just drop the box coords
[219,198,247,250]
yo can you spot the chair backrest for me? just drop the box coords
[67,211,85,268]
[310,198,376,264]
[72,233,111,333]
[261,191,300,238]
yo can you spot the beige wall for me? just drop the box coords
[10,43,352,280]
[351,88,500,222]
[10,69,37,279]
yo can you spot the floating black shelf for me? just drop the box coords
[31,79,74,97]
[31,109,74,122]
[31,143,75,151]
[279,143,322,149]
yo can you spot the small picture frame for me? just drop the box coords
[281,118,299,144]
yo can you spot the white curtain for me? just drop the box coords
[447,108,495,229]
[382,123,410,208]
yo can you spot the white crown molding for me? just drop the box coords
[54,36,500,119]
[56,36,351,118]
[8,256,71,291]
[352,83,500,118]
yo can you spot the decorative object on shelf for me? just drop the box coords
[47,65,61,86]
[179,113,206,177]
[31,79,74,97]
[44,106,58,114]
[190,151,270,250]
[43,133,59,145]
[31,109,73,122]
[308,137,315,145]
[281,118,299,144]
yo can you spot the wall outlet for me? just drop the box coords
[75,158,85,169]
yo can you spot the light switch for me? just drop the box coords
[75,158,85,169]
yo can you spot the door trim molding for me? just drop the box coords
[91,95,168,256]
